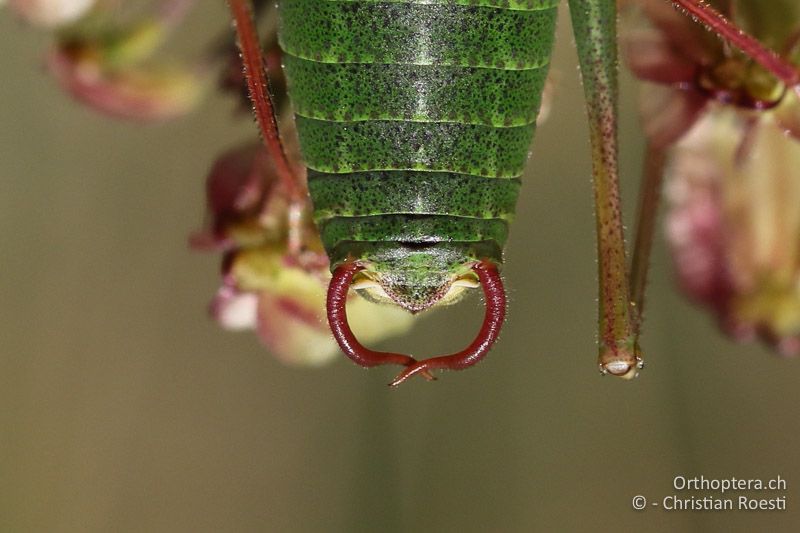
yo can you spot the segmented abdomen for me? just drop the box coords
[279,0,558,261]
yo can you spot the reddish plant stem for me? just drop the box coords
[629,143,667,330]
[672,0,800,88]
[227,0,304,203]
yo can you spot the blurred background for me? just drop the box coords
[2,3,800,532]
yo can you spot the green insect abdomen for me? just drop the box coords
[279,0,557,270]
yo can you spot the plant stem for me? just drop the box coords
[672,0,800,89]
[227,0,304,203]
[629,143,667,329]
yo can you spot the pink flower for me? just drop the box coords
[47,47,206,121]
[41,1,207,121]
[192,144,413,366]
[622,0,800,147]
[625,1,800,354]
[665,109,800,354]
